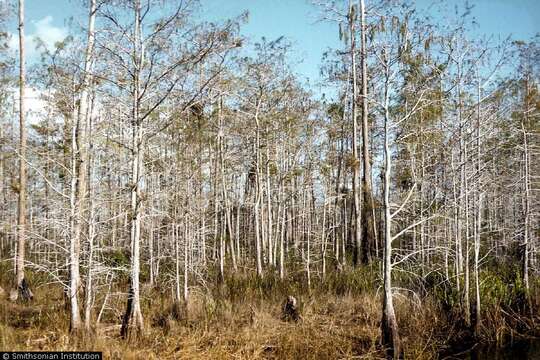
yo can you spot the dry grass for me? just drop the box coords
[0,288,436,359]
[1,269,538,359]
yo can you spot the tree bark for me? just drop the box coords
[381,54,400,359]
[522,73,531,297]
[349,0,362,267]
[15,0,29,301]
[254,102,263,277]
[121,0,144,338]
[70,0,96,333]
[359,0,377,263]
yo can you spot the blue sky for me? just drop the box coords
[9,0,540,89]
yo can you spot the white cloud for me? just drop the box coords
[6,17,68,126]
[32,16,68,52]
[25,87,48,124]
[6,16,102,128]
[7,87,49,126]
[8,15,68,59]
[9,85,102,128]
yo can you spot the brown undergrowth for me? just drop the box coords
[0,267,538,359]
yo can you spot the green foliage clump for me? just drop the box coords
[321,264,378,296]
[102,248,130,268]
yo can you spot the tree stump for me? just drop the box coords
[170,300,187,322]
[281,296,300,322]
[19,278,34,301]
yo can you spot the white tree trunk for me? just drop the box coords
[15,0,28,299]
[381,56,399,359]
[121,0,144,337]
[70,0,96,333]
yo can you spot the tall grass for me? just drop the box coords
[0,261,538,359]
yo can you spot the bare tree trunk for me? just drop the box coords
[236,196,241,265]
[304,184,311,289]
[451,152,461,293]
[474,194,482,334]
[254,103,263,277]
[359,0,377,263]
[96,273,113,325]
[149,221,154,286]
[264,124,273,267]
[522,74,531,297]
[69,95,82,331]
[218,96,237,272]
[279,187,286,280]
[121,0,144,338]
[474,68,483,334]
[220,209,226,280]
[456,60,470,326]
[174,224,181,302]
[70,0,96,333]
[184,215,189,303]
[84,107,96,331]
[349,0,362,267]
[321,198,328,278]
[381,59,399,359]
[84,142,96,331]
[15,0,29,300]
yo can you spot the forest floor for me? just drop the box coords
[1,264,539,359]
